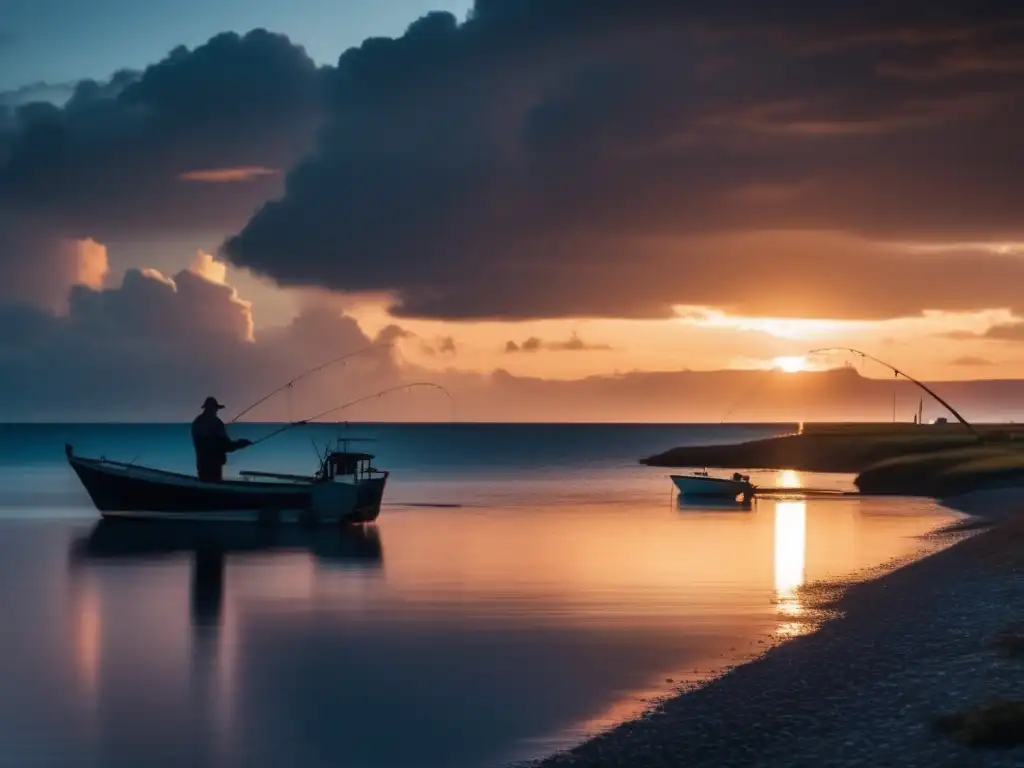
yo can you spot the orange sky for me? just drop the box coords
[221,261,1022,384]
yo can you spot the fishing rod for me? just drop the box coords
[229,341,396,424]
[720,367,776,424]
[244,382,454,449]
[807,347,979,438]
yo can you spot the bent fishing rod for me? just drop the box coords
[807,347,979,438]
[244,382,454,449]
[229,341,396,424]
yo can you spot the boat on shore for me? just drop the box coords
[65,442,388,524]
[671,470,755,502]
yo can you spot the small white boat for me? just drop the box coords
[671,470,755,502]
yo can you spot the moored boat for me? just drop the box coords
[65,443,388,524]
[671,470,755,502]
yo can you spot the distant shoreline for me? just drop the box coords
[535,490,1024,767]
[641,423,1024,497]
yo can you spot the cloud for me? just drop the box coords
[179,166,279,183]
[1,4,1023,325]
[420,335,458,356]
[67,261,254,343]
[0,81,77,107]
[0,30,325,240]
[0,255,410,420]
[505,333,612,353]
[4,251,1024,422]
[218,1,1024,321]
[950,355,994,366]
[940,319,1024,342]
[0,212,109,310]
[374,324,415,346]
[984,322,1024,342]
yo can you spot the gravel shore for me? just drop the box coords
[533,491,1024,768]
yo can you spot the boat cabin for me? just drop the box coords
[318,451,378,482]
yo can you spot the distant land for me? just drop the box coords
[432,367,1024,424]
[5,367,1024,423]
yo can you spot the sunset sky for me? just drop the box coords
[2,0,1024,421]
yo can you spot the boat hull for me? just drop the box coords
[67,450,386,524]
[671,473,753,499]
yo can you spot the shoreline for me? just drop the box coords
[532,490,1024,767]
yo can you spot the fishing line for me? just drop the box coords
[245,382,455,449]
[806,347,978,437]
[228,341,396,424]
[719,368,776,424]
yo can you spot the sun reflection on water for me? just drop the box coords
[777,469,803,489]
[70,576,101,696]
[773,500,808,638]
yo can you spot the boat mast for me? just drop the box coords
[808,347,979,439]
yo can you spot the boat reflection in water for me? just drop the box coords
[65,521,385,765]
[68,521,385,627]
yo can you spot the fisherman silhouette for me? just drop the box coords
[191,397,252,482]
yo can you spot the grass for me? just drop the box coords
[799,422,1024,437]
[854,445,1024,497]
[933,700,1024,748]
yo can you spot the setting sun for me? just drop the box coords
[773,356,807,373]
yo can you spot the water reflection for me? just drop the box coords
[69,521,385,628]
[69,575,101,694]
[32,491,957,768]
[65,522,387,768]
[773,499,808,638]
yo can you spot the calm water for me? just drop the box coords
[0,423,960,768]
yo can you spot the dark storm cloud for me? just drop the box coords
[0,81,77,107]
[0,29,326,241]
[219,0,1024,320]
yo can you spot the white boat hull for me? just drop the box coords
[671,473,754,499]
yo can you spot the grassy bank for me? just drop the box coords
[642,423,1024,496]
[855,446,1024,496]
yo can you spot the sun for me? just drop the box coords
[773,355,807,373]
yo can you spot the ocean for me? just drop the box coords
[0,423,960,768]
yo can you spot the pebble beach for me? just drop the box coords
[534,489,1024,768]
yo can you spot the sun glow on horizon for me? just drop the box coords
[675,307,869,340]
[773,355,808,373]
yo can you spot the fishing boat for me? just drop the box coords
[65,442,388,524]
[671,470,755,502]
